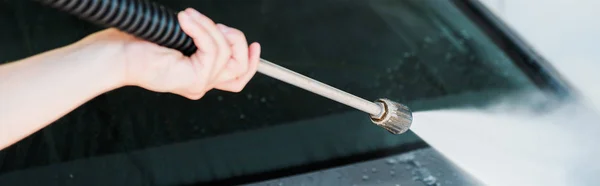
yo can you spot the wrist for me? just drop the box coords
[63,39,129,91]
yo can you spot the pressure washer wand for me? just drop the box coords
[35,0,413,134]
[258,59,382,116]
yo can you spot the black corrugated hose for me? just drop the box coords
[35,0,198,56]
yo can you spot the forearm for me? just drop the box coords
[0,42,125,150]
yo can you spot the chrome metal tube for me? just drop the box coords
[258,59,384,116]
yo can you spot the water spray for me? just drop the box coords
[35,0,413,134]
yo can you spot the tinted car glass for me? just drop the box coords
[0,0,540,184]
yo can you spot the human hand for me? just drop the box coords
[77,8,261,100]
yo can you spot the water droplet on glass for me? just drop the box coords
[217,96,223,101]
[396,184,401,186]
[412,176,419,180]
[386,158,398,165]
[240,114,246,119]
[362,175,369,181]
[390,170,396,176]
[397,154,415,162]
[424,36,433,43]
[413,161,422,167]
[260,97,267,103]
[469,55,476,61]
[385,90,392,96]
[460,29,469,37]
[278,182,283,186]
[246,94,252,99]
[332,170,342,178]
[386,68,392,73]
[422,175,438,185]
[69,174,73,178]
[405,165,411,170]
[445,53,453,61]
[371,168,377,173]
[404,52,411,58]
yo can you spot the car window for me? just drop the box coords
[0,0,542,184]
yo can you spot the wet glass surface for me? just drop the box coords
[0,0,539,184]
[247,148,484,186]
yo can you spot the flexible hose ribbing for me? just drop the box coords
[35,0,197,56]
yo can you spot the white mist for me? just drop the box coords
[410,96,600,186]
[408,1,600,185]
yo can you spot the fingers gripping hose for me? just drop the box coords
[35,0,197,56]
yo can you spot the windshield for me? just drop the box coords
[0,0,542,184]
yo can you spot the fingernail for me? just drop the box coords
[186,8,203,18]
[185,8,195,14]
[216,24,230,33]
[178,11,189,19]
